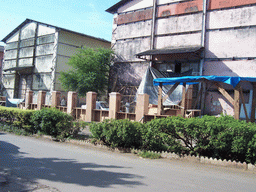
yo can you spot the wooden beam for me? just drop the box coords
[234,85,240,120]
[192,87,202,109]
[181,83,186,117]
[251,83,256,122]
[214,82,234,105]
[163,82,180,102]
[200,81,206,114]
[157,83,163,115]
[239,87,249,122]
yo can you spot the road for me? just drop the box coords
[0,132,256,192]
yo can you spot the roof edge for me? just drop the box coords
[106,0,131,14]
[1,19,110,44]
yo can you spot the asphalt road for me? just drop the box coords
[0,132,256,192]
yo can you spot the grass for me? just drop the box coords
[137,151,162,159]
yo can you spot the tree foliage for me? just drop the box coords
[59,47,114,96]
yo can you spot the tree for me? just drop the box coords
[59,47,114,97]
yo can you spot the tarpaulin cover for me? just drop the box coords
[135,67,192,105]
[6,98,24,107]
[154,76,256,88]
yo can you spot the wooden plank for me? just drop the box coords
[163,82,180,102]
[239,88,249,122]
[214,82,234,105]
[234,85,240,120]
[181,82,186,117]
[251,83,256,122]
[157,83,163,115]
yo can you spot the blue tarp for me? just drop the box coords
[153,76,256,88]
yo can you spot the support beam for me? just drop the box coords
[251,83,256,122]
[215,82,234,104]
[163,82,179,102]
[181,83,186,118]
[234,85,240,120]
[157,83,163,115]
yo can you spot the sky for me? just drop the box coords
[0,0,119,46]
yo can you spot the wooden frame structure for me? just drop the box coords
[155,76,256,122]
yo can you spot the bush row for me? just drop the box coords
[89,116,256,164]
[0,106,83,140]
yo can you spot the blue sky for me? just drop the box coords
[0,0,119,46]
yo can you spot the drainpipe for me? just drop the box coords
[199,0,207,75]
[150,0,157,67]
[199,0,208,114]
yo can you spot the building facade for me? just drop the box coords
[0,45,4,92]
[107,0,256,116]
[1,19,110,104]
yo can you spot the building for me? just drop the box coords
[1,19,110,104]
[106,0,256,116]
[0,45,4,92]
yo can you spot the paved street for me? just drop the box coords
[0,132,256,192]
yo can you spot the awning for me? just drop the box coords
[136,46,203,59]
[4,66,34,72]
[153,76,256,88]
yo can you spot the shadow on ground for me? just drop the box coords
[0,135,144,191]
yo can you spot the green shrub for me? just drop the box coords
[89,119,142,148]
[30,108,74,139]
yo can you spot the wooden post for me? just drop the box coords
[135,94,149,122]
[200,81,206,115]
[51,91,61,108]
[234,85,240,120]
[67,91,77,116]
[37,91,46,110]
[109,92,121,119]
[25,90,33,109]
[181,83,186,117]
[85,92,97,122]
[157,83,163,115]
[251,83,256,122]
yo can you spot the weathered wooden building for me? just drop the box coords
[107,0,256,117]
[1,19,110,104]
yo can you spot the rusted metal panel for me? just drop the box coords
[209,0,256,10]
[157,0,203,18]
[35,55,54,72]
[115,37,151,61]
[116,20,151,39]
[32,74,52,90]
[36,44,54,56]
[37,34,55,45]
[19,47,34,58]
[4,50,17,59]
[2,74,15,89]
[5,42,18,50]
[20,22,36,40]
[155,33,201,49]
[156,12,202,35]
[2,60,16,71]
[20,39,35,48]
[38,24,56,36]
[203,60,256,77]
[207,6,256,30]
[205,28,256,58]
[117,8,153,25]
[6,32,19,43]
[19,58,33,67]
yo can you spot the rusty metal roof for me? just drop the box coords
[136,46,204,57]
[106,0,131,14]
[1,19,110,44]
